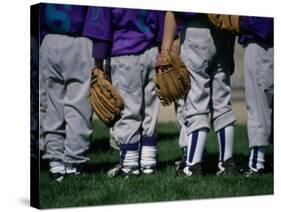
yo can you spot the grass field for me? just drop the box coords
[39,121,273,209]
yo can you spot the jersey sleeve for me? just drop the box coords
[239,16,273,43]
[83,7,113,59]
[83,7,113,41]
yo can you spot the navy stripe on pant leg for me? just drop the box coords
[219,128,225,162]
[252,147,258,169]
[188,130,199,164]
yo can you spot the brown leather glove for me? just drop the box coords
[154,51,191,106]
[208,13,240,35]
[89,67,124,127]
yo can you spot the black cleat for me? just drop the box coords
[107,164,140,179]
[119,168,140,179]
[49,172,64,183]
[141,166,156,174]
[216,158,239,176]
[48,160,65,182]
[244,168,264,177]
[65,166,82,176]
[107,164,122,177]
[176,162,203,177]
[64,163,87,176]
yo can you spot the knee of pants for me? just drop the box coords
[248,139,270,149]
[112,87,143,145]
[186,114,210,135]
[212,110,236,132]
[247,119,271,148]
[141,102,160,137]
[114,118,142,145]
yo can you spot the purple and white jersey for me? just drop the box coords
[40,3,88,42]
[239,17,273,46]
[83,7,164,58]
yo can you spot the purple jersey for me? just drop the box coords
[40,3,88,42]
[239,16,273,46]
[83,7,164,58]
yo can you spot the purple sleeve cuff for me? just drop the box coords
[92,39,112,59]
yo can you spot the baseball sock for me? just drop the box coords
[120,143,139,171]
[185,129,208,166]
[217,124,234,162]
[249,146,266,171]
[49,160,65,174]
[140,146,157,168]
[140,136,157,169]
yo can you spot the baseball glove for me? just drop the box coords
[208,14,240,35]
[220,15,240,34]
[208,14,223,28]
[89,67,124,127]
[154,51,191,106]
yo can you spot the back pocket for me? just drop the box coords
[111,56,143,93]
[181,28,211,72]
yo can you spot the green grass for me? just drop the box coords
[39,121,273,209]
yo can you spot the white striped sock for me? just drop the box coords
[217,125,234,162]
[121,150,139,169]
[186,129,208,166]
[141,146,157,168]
[249,146,265,171]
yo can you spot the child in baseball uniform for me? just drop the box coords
[161,12,236,176]
[83,7,164,177]
[40,3,94,182]
[238,16,273,176]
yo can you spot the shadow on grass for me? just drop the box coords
[89,137,110,153]
[84,161,118,174]
[156,153,273,176]
[40,151,273,176]
[157,132,179,142]
[201,153,273,175]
